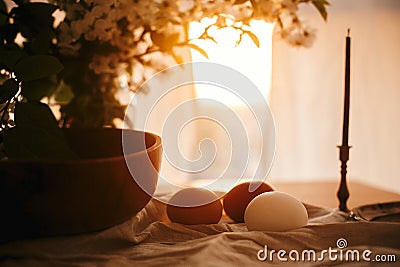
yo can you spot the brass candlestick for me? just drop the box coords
[337,145,350,212]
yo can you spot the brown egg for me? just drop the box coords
[166,188,223,225]
[223,181,274,223]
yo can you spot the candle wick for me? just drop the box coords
[347,28,351,36]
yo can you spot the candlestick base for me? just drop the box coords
[337,145,351,212]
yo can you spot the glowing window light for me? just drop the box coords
[189,18,274,105]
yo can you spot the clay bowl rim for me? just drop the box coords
[0,129,162,165]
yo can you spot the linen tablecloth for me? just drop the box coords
[0,197,399,266]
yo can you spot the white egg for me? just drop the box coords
[244,191,308,232]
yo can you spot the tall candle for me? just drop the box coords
[342,29,351,146]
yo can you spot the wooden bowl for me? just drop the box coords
[0,128,162,241]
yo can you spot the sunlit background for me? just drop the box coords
[189,18,274,104]
[139,0,400,194]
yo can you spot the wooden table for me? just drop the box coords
[157,179,400,210]
[272,181,400,209]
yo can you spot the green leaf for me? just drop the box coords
[245,31,260,47]
[0,0,7,27]
[0,50,25,71]
[206,35,217,44]
[3,126,78,160]
[21,76,57,101]
[1,23,19,45]
[235,33,243,47]
[53,82,74,104]
[5,102,79,160]
[3,127,37,159]
[30,28,56,54]
[14,55,63,82]
[234,0,248,4]
[168,50,183,65]
[0,78,19,103]
[151,31,179,52]
[187,43,209,59]
[24,2,57,26]
[14,102,63,140]
[312,0,330,21]
[10,3,57,35]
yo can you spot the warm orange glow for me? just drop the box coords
[189,18,274,105]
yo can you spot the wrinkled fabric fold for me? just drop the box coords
[0,199,399,266]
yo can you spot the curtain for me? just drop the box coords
[269,0,400,193]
